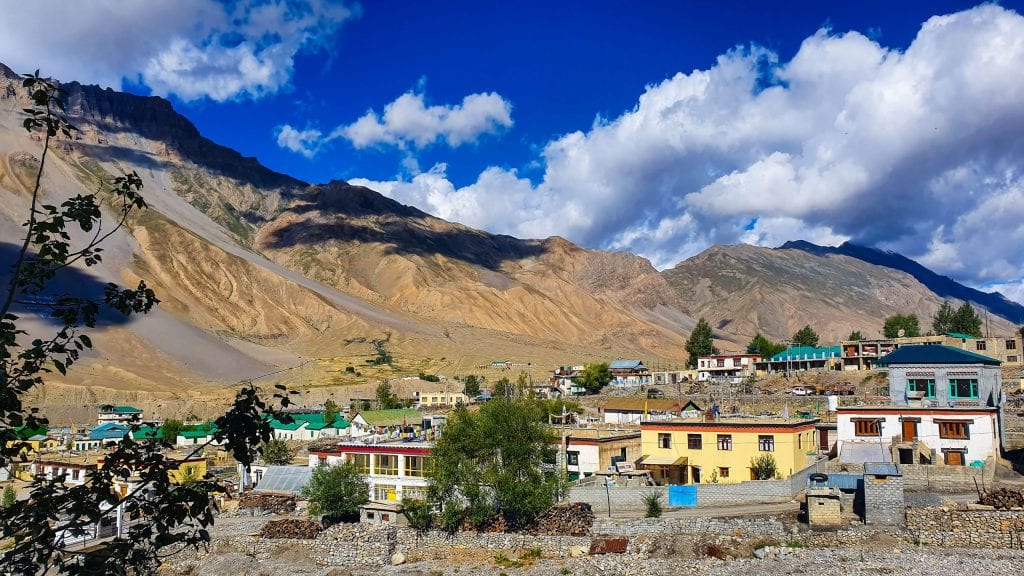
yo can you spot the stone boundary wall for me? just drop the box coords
[906,507,1024,549]
[593,515,789,537]
[899,463,995,492]
[567,486,668,513]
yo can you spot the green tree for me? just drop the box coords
[791,325,820,348]
[463,375,481,398]
[579,362,611,394]
[746,333,786,358]
[685,318,718,368]
[883,314,921,338]
[401,498,434,532]
[750,453,779,480]
[0,72,293,575]
[376,380,401,409]
[428,398,564,531]
[643,492,663,518]
[418,372,440,382]
[847,331,865,341]
[323,399,340,425]
[2,485,15,509]
[953,302,983,337]
[260,439,293,466]
[161,418,185,442]
[301,462,369,520]
[932,301,956,334]
[493,377,513,399]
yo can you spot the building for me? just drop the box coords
[638,417,819,485]
[269,413,351,441]
[697,354,761,382]
[33,457,98,486]
[555,428,641,481]
[650,370,697,389]
[756,346,842,374]
[841,333,1023,371]
[97,405,143,426]
[549,365,586,396]
[309,441,432,503]
[599,398,702,425]
[840,339,897,371]
[350,409,425,438]
[608,360,652,387]
[88,422,130,446]
[879,344,1003,408]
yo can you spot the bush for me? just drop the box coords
[301,462,368,520]
[704,543,728,560]
[402,499,434,532]
[750,453,779,480]
[643,491,663,518]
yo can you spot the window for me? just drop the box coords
[854,419,880,437]
[1007,339,1017,350]
[975,341,987,351]
[948,379,979,399]
[566,451,579,466]
[718,467,730,479]
[72,469,80,481]
[938,421,970,439]
[717,434,732,451]
[374,484,397,501]
[658,433,672,449]
[404,456,428,477]
[349,453,370,475]
[758,435,775,452]
[403,487,427,501]
[374,455,398,476]
[907,379,935,398]
[687,433,702,450]
[943,450,966,466]
[716,359,725,367]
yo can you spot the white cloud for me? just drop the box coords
[350,5,1024,301]
[274,125,324,158]
[0,0,355,101]
[338,91,513,149]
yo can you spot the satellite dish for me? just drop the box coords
[897,329,906,337]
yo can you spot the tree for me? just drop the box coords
[428,398,564,531]
[685,318,718,368]
[2,485,15,509]
[375,380,401,409]
[463,375,481,398]
[161,418,185,442]
[579,362,611,394]
[260,439,293,466]
[0,71,292,575]
[750,453,779,480]
[847,331,864,341]
[371,334,393,365]
[883,314,921,338]
[952,302,983,337]
[932,301,956,334]
[493,377,513,399]
[791,325,819,348]
[323,399,340,425]
[642,491,663,518]
[746,333,786,358]
[301,462,369,520]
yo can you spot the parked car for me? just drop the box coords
[790,386,814,396]
[646,387,664,399]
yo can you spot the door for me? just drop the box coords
[818,429,829,452]
[668,485,697,507]
[902,419,917,442]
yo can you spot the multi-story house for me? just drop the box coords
[608,360,652,387]
[840,333,1023,371]
[96,405,143,426]
[554,429,641,481]
[308,441,432,503]
[697,354,761,382]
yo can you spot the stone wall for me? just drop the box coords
[906,507,1024,549]
[568,486,668,514]
[393,529,590,559]
[899,463,995,492]
[593,515,790,537]
[863,474,904,525]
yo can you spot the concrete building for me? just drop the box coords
[554,428,641,481]
[599,398,702,425]
[638,417,818,485]
[862,463,904,526]
[806,487,843,526]
[309,441,432,503]
[841,333,1023,370]
[608,360,652,387]
[96,405,143,426]
[32,457,97,486]
[697,354,761,382]
[879,345,1003,408]
[549,365,586,396]
[756,346,842,374]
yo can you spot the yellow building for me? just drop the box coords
[638,418,818,484]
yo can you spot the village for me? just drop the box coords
[5,327,1024,574]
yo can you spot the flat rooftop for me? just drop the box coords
[560,428,640,440]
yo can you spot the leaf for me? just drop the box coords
[52,360,66,375]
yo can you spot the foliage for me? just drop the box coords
[0,70,291,575]
[534,398,582,423]
[847,331,864,341]
[323,399,340,425]
[418,372,440,382]
[579,362,611,394]
[642,491,663,518]
[685,317,719,368]
[427,398,564,531]
[750,453,779,480]
[883,314,921,338]
[790,325,819,348]
[301,462,369,520]
[932,301,957,334]
[161,418,184,441]
[463,374,481,397]
[953,302,983,337]
[375,380,402,409]
[401,498,434,532]
[493,377,512,399]
[260,438,293,466]
[370,334,393,365]
[1,485,14,509]
[746,333,786,358]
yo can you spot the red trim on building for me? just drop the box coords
[641,421,818,434]
[311,445,431,458]
[838,407,996,416]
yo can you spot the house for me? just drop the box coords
[176,424,220,447]
[555,428,641,481]
[33,456,98,486]
[269,413,351,441]
[599,398,702,425]
[97,405,143,426]
[840,333,1023,371]
[651,370,697,389]
[638,416,819,485]
[550,365,586,396]
[88,422,130,446]
[834,344,1005,467]
[350,409,424,438]
[756,346,841,374]
[608,360,652,387]
[308,440,432,503]
[697,354,761,382]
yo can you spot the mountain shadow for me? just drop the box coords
[779,240,1024,324]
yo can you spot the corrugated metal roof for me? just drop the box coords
[877,344,1000,366]
[610,359,645,369]
[254,466,313,495]
[768,346,841,361]
[808,473,862,490]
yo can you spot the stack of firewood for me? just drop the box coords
[259,519,322,539]
[979,488,1024,509]
[238,492,297,514]
[526,503,594,536]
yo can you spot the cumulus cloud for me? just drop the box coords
[274,125,324,158]
[0,0,355,101]
[351,4,1024,299]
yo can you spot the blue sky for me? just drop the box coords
[3,1,1024,303]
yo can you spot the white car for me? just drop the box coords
[790,386,813,396]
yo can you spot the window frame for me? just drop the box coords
[404,455,428,477]
[948,378,979,399]
[566,451,579,466]
[937,421,970,440]
[1007,339,1017,350]
[349,453,371,475]
[853,419,881,437]
[717,434,732,451]
[687,433,702,450]
[975,341,987,351]
[758,435,775,452]
[718,466,730,479]
[907,378,935,398]
[657,433,672,449]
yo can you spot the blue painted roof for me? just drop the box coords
[89,423,129,440]
[768,346,841,361]
[808,473,861,490]
[610,359,645,369]
[877,344,1000,366]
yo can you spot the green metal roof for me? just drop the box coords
[768,346,841,361]
[943,332,977,340]
[15,425,48,440]
[179,424,217,438]
[356,409,423,427]
[132,425,162,440]
[269,413,350,431]
[100,405,142,413]
[877,344,1000,366]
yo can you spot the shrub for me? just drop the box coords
[643,491,663,518]
[705,543,728,560]
[750,453,779,480]
[402,499,434,532]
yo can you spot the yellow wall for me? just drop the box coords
[168,459,208,484]
[640,422,817,484]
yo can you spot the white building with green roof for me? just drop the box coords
[97,404,143,426]
[269,413,351,441]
